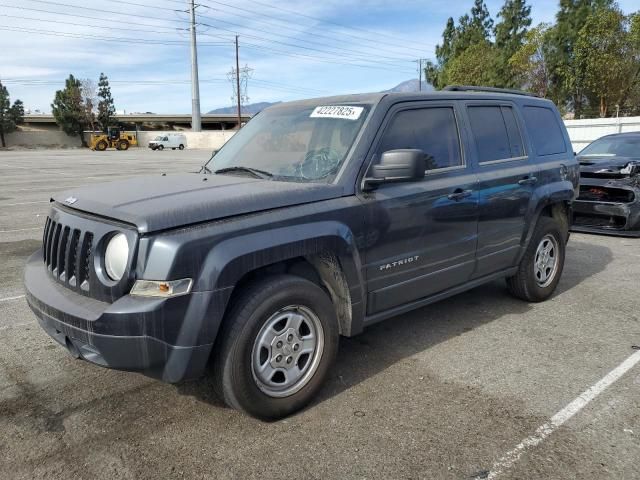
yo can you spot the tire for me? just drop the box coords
[179,144,185,150]
[157,144,164,151]
[95,140,108,151]
[506,216,566,302]
[213,274,339,420]
[117,140,129,151]
[172,147,176,150]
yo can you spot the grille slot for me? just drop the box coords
[42,217,94,293]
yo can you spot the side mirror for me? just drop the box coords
[363,149,425,190]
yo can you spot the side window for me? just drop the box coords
[501,107,525,157]
[467,105,524,163]
[378,107,463,171]
[522,106,566,156]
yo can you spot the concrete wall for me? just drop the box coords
[2,129,236,150]
[564,116,640,152]
[4,130,83,148]
[136,131,236,150]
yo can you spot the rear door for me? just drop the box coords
[462,102,536,277]
[360,101,479,314]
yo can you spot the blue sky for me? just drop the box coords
[1,0,638,113]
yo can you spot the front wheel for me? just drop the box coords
[213,275,339,420]
[506,216,566,302]
[157,144,164,151]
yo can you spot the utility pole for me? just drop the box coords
[189,0,201,132]
[235,35,242,129]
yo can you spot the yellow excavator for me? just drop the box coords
[89,127,138,151]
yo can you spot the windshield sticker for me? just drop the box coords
[310,105,364,121]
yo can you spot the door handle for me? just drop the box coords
[447,189,473,201]
[518,176,538,186]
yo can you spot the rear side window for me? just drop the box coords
[522,106,566,156]
[467,106,524,163]
[378,107,463,170]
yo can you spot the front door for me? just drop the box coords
[359,102,479,315]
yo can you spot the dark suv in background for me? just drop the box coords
[25,86,579,419]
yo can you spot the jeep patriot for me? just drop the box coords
[24,86,579,419]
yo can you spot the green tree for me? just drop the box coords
[52,74,88,147]
[426,1,495,89]
[97,73,115,130]
[509,23,553,97]
[446,42,501,86]
[494,0,532,87]
[574,6,640,117]
[0,82,24,148]
[546,0,613,115]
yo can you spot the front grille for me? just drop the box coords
[577,186,635,203]
[43,216,94,292]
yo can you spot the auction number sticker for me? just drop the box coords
[310,105,364,120]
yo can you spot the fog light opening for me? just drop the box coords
[65,337,81,359]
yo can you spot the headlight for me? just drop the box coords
[104,233,129,281]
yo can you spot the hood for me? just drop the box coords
[577,155,640,179]
[53,173,345,233]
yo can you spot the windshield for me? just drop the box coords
[579,136,640,158]
[206,103,371,182]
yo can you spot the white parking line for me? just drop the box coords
[0,294,26,303]
[488,350,640,479]
[2,200,49,207]
[0,227,41,233]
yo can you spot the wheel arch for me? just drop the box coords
[197,222,366,339]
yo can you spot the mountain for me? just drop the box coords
[206,79,433,114]
[207,102,279,115]
[385,79,433,93]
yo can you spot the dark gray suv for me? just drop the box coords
[24,86,579,419]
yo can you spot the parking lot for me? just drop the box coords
[1,149,638,479]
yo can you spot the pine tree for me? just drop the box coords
[494,0,533,87]
[470,0,494,37]
[97,73,116,130]
[0,82,23,148]
[51,74,88,147]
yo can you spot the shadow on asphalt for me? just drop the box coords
[178,238,612,414]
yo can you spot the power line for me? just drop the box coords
[239,0,433,53]
[0,24,229,46]
[198,0,435,57]
[196,6,418,63]
[17,0,420,67]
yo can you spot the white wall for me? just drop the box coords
[136,131,236,150]
[563,116,640,152]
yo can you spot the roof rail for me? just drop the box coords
[443,85,539,97]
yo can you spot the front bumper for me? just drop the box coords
[24,249,215,383]
[571,181,640,237]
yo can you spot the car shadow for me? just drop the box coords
[178,238,613,413]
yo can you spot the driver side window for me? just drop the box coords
[378,107,463,171]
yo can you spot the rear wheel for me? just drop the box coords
[506,216,565,302]
[179,144,185,150]
[95,140,108,151]
[213,274,339,420]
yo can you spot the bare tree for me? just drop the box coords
[80,79,97,132]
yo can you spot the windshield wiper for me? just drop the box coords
[213,166,273,179]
